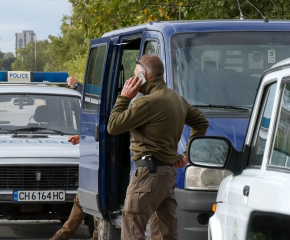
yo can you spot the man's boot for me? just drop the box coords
[49,234,66,240]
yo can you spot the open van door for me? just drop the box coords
[78,37,112,217]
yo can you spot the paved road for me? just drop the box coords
[0,220,91,240]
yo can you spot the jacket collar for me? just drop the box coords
[139,76,167,95]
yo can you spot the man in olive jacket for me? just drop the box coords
[107,55,209,240]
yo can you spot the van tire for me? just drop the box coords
[98,217,121,240]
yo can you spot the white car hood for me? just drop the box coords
[0,135,79,159]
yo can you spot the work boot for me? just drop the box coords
[49,234,66,240]
[89,237,98,240]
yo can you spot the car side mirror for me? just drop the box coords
[187,136,231,168]
[187,136,244,175]
[246,211,290,240]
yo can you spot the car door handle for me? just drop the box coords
[94,123,99,142]
[243,185,250,197]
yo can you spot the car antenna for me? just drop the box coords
[236,0,245,20]
[245,0,269,22]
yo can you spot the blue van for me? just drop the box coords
[77,20,290,239]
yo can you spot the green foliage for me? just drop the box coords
[12,40,50,71]
[68,0,290,38]
[4,52,15,60]
[0,51,4,70]
[0,52,16,70]
[2,57,16,71]
[63,54,87,83]
[44,16,89,81]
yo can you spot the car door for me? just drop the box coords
[223,82,278,240]
[249,75,290,216]
[78,37,112,217]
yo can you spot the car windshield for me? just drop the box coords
[171,32,290,112]
[0,94,80,135]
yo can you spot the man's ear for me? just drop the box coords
[144,72,149,81]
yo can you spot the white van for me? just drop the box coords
[0,71,81,222]
[187,58,290,240]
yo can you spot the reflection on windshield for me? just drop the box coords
[271,83,290,167]
[171,32,290,111]
[0,94,80,135]
[248,83,277,167]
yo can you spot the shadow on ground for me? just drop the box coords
[0,220,90,240]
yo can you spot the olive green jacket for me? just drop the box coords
[107,77,209,164]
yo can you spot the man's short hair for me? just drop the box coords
[139,55,164,79]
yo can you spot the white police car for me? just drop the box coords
[0,71,81,222]
[186,58,290,240]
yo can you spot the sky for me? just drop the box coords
[0,0,72,54]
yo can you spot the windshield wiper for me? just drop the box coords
[0,127,15,133]
[194,104,250,111]
[12,127,64,136]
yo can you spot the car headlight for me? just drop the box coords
[184,166,232,191]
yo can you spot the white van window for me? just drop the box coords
[270,83,290,168]
[248,83,277,167]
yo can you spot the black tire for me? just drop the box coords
[98,217,121,240]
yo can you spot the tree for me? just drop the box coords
[0,51,4,70]
[64,54,87,83]
[44,17,88,69]
[68,0,290,38]
[4,52,15,60]
[12,40,50,71]
[2,57,16,71]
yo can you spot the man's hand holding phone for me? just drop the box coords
[121,75,143,100]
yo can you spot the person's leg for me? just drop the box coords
[154,168,178,240]
[149,212,162,240]
[121,167,156,240]
[92,217,98,239]
[121,166,175,240]
[51,194,87,240]
[155,196,178,240]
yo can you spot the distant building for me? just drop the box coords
[15,30,36,55]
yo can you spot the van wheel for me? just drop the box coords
[98,217,121,240]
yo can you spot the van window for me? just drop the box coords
[121,50,139,80]
[171,32,290,110]
[83,45,107,112]
[270,82,290,168]
[143,41,160,56]
[248,83,277,167]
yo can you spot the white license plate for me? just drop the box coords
[13,190,65,202]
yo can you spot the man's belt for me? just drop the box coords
[135,155,173,173]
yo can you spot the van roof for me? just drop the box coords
[102,20,290,38]
[0,84,82,98]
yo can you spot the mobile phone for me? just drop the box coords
[137,72,147,86]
